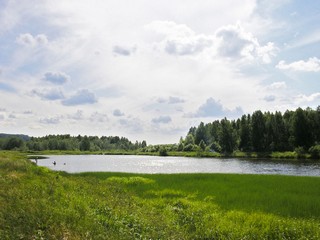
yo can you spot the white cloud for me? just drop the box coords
[113,45,136,56]
[31,88,65,101]
[168,96,185,104]
[16,33,48,47]
[39,116,61,124]
[268,81,287,90]
[146,21,213,56]
[119,117,144,133]
[23,110,33,115]
[263,95,276,102]
[152,115,172,124]
[147,21,277,63]
[68,110,84,120]
[43,72,70,85]
[215,23,277,63]
[62,89,97,106]
[90,112,108,123]
[0,0,319,144]
[113,109,125,117]
[155,96,185,105]
[188,98,243,118]
[296,93,320,103]
[276,57,320,72]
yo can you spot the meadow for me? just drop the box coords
[1,151,320,239]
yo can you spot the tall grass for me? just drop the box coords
[81,172,320,219]
[1,151,320,239]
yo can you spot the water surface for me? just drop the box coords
[36,155,320,176]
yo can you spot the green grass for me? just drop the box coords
[1,151,320,239]
[80,172,320,220]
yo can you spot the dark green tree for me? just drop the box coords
[3,137,24,150]
[293,108,313,150]
[199,139,206,151]
[251,110,266,151]
[80,136,91,151]
[239,115,251,151]
[219,118,236,153]
[195,122,206,145]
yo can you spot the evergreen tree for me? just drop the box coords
[219,118,236,153]
[251,110,266,151]
[195,122,206,145]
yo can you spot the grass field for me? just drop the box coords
[1,151,320,239]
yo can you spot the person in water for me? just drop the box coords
[53,161,56,166]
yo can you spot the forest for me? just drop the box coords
[0,134,147,152]
[0,106,320,158]
[178,106,320,156]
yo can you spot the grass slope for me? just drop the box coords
[1,151,320,239]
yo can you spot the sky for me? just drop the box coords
[0,0,320,144]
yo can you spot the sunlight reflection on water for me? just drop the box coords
[36,155,320,176]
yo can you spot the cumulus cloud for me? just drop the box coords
[188,98,243,118]
[152,115,172,124]
[23,110,33,115]
[156,96,185,104]
[9,114,16,119]
[296,92,320,103]
[118,117,144,133]
[113,45,136,56]
[16,33,48,47]
[268,81,287,90]
[147,21,277,62]
[147,21,213,55]
[263,95,276,102]
[276,57,320,72]
[168,96,185,104]
[62,89,97,106]
[32,88,65,101]
[113,109,125,117]
[43,72,70,85]
[192,98,224,117]
[90,111,108,123]
[39,116,61,124]
[68,110,84,120]
[216,23,277,63]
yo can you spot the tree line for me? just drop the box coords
[0,134,147,152]
[178,106,320,155]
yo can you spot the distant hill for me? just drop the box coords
[0,133,30,141]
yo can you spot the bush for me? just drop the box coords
[309,145,320,159]
[210,142,221,153]
[294,146,305,159]
[159,146,168,156]
[183,144,194,152]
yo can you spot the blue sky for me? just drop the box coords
[0,0,319,144]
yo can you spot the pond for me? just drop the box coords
[36,155,320,176]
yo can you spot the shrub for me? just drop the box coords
[183,144,194,152]
[159,146,168,156]
[294,146,305,159]
[309,145,320,159]
[210,141,221,153]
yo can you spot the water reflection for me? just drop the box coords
[37,155,320,176]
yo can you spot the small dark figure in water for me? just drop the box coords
[63,163,66,165]
[53,161,56,166]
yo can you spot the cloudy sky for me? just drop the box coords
[0,0,319,144]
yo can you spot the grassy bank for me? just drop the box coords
[26,149,316,160]
[1,151,320,239]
